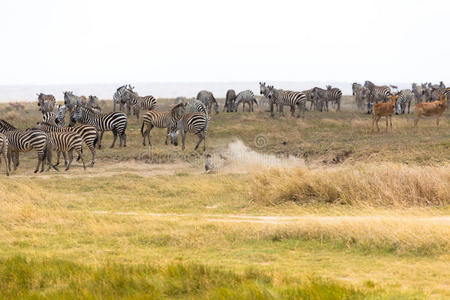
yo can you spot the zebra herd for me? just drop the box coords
[0,81,448,176]
[353,81,450,114]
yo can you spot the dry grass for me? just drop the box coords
[251,163,450,206]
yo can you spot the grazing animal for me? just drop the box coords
[45,131,85,171]
[302,89,316,111]
[260,82,276,112]
[0,119,18,132]
[168,112,208,151]
[186,99,208,117]
[36,122,98,167]
[174,97,186,104]
[224,89,237,112]
[140,103,186,147]
[267,86,307,118]
[414,94,447,128]
[355,86,369,111]
[2,129,48,173]
[326,85,342,111]
[42,104,67,127]
[64,91,86,113]
[364,81,391,105]
[233,90,258,112]
[0,133,9,176]
[372,94,397,132]
[37,93,56,113]
[412,83,425,104]
[123,89,157,120]
[113,85,134,112]
[87,95,102,112]
[352,82,361,96]
[197,90,219,115]
[395,89,414,114]
[69,106,127,149]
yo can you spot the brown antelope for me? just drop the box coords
[414,93,447,128]
[372,94,397,132]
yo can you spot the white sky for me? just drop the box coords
[0,0,448,85]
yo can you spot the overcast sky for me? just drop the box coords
[0,0,448,85]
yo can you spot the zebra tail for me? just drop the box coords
[140,121,145,137]
[93,133,99,148]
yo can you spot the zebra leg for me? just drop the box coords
[97,131,104,149]
[34,153,43,173]
[77,148,86,170]
[181,132,186,151]
[110,130,118,148]
[14,151,19,170]
[89,144,95,167]
[121,131,127,147]
[2,150,8,176]
[165,127,169,145]
[146,125,154,147]
[66,150,73,171]
[62,152,68,167]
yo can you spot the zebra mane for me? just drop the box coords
[0,119,17,130]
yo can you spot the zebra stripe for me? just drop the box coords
[364,81,391,104]
[224,89,236,112]
[0,119,17,132]
[168,112,208,151]
[36,122,98,167]
[395,89,414,114]
[124,89,157,119]
[233,90,258,112]
[302,89,316,110]
[140,103,186,147]
[326,85,342,111]
[46,131,85,171]
[197,90,219,115]
[0,133,9,176]
[267,86,307,118]
[186,99,208,117]
[69,106,127,149]
[37,93,56,113]
[3,129,48,173]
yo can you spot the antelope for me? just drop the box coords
[372,94,397,132]
[414,93,447,128]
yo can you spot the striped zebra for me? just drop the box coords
[395,89,414,114]
[355,86,369,111]
[37,93,56,113]
[87,95,102,113]
[36,122,98,167]
[311,87,328,112]
[197,90,219,115]
[45,131,85,171]
[2,129,48,173]
[326,85,342,111]
[186,99,208,116]
[364,81,391,104]
[69,105,127,149]
[233,90,258,112]
[140,103,186,147]
[64,91,86,113]
[224,89,236,112]
[444,88,450,110]
[267,86,307,118]
[352,83,361,96]
[0,119,17,132]
[124,89,157,120]
[42,104,67,127]
[113,85,134,112]
[412,83,425,104]
[302,88,316,110]
[0,133,9,176]
[168,112,208,151]
[259,82,276,112]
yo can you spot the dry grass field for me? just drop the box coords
[0,96,449,299]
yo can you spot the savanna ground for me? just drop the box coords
[0,96,449,299]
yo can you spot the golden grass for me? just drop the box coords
[251,163,450,206]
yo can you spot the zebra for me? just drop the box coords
[412,83,425,104]
[0,133,9,176]
[123,89,157,120]
[197,90,219,115]
[355,86,369,111]
[69,105,127,149]
[325,85,342,111]
[36,93,56,113]
[168,112,208,151]
[64,91,86,113]
[267,86,307,118]
[311,87,328,112]
[364,81,391,114]
[0,119,17,132]
[113,85,135,112]
[352,83,361,96]
[2,129,48,173]
[45,131,85,171]
[174,97,186,104]
[186,99,208,117]
[224,89,237,112]
[395,89,414,114]
[233,90,258,112]
[302,89,315,111]
[36,122,98,167]
[140,103,186,147]
[87,95,102,113]
[42,104,67,127]
[259,82,275,112]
